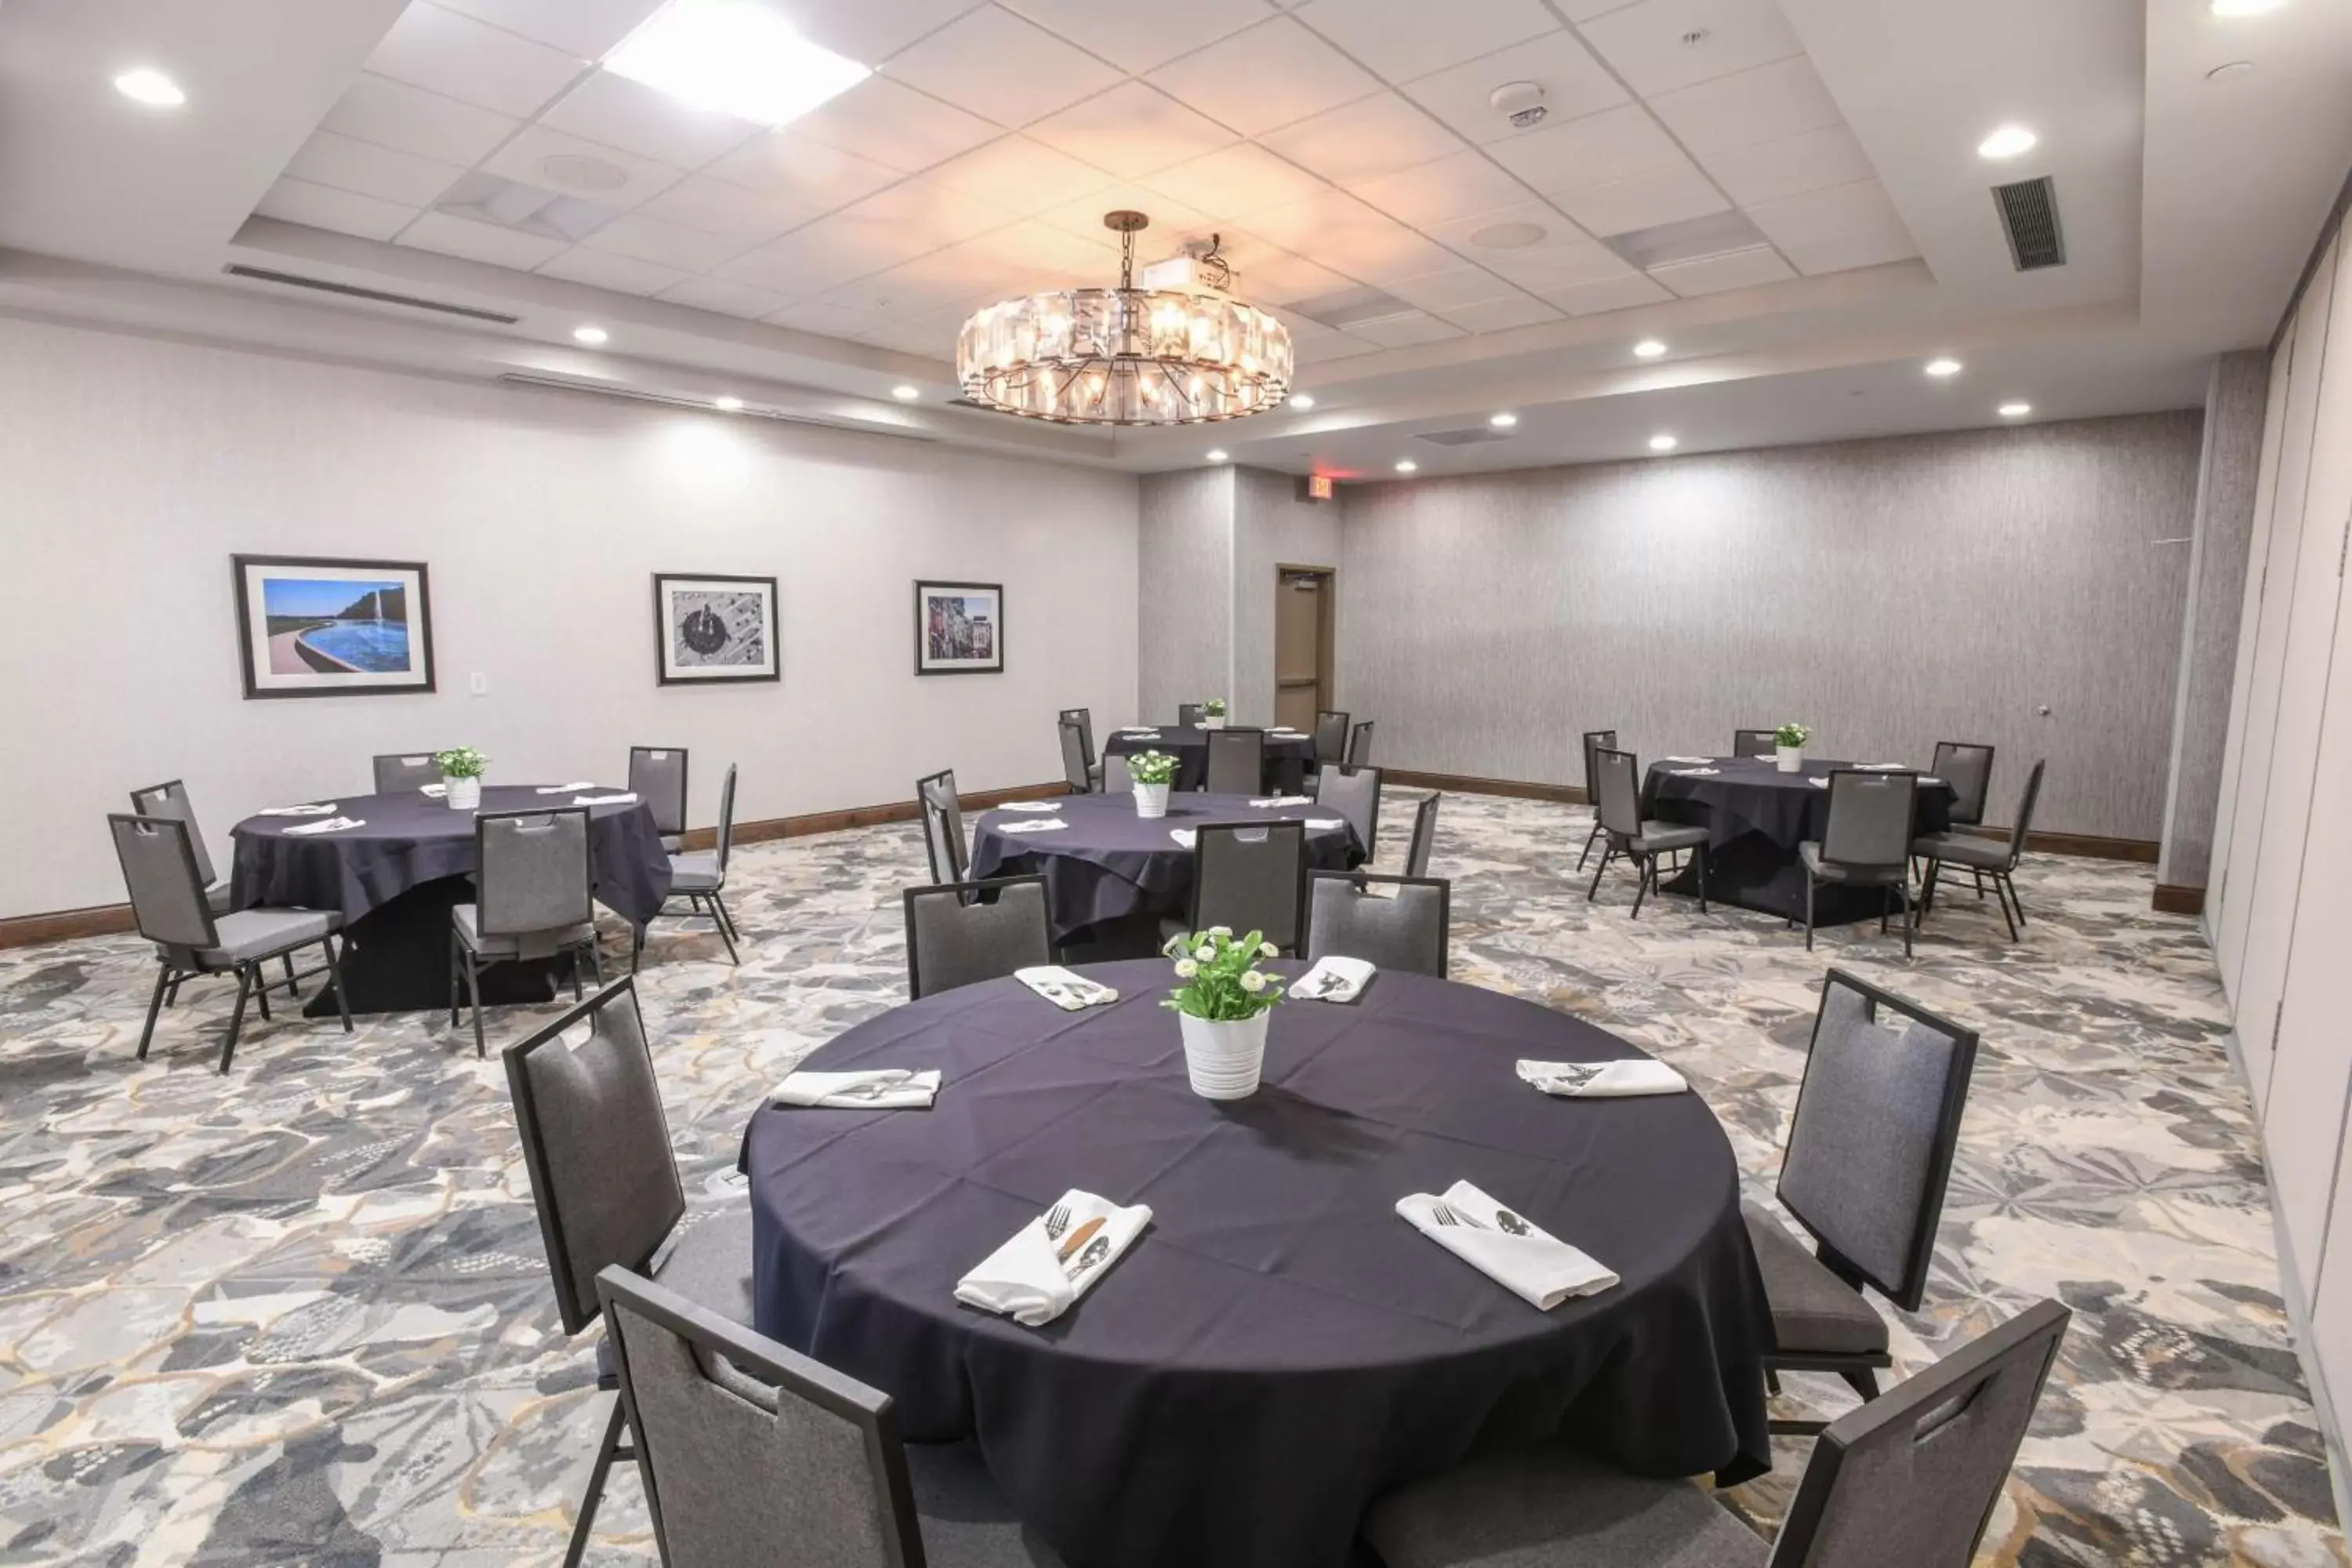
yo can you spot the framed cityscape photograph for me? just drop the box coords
[913,580,1004,676]
[232,554,435,700]
[654,573,779,684]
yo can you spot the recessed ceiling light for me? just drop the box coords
[1633,339,1668,359]
[1395,459,1419,474]
[1925,357,1963,377]
[604,0,871,128]
[1489,412,1518,428]
[572,324,609,346]
[1648,434,1679,452]
[1205,448,1229,463]
[2211,0,2289,14]
[1998,401,2033,418]
[714,395,743,412]
[1977,124,2038,160]
[113,68,185,108]
[891,384,920,401]
[1289,393,1316,410]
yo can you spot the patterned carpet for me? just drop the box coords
[0,789,2342,1566]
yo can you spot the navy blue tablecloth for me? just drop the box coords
[1102,722,1319,792]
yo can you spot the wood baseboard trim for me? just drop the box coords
[1383,768,1588,806]
[2152,882,2208,915]
[0,902,139,949]
[1958,826,2160,864]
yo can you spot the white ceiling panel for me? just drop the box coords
[1744,177,1913,271]
[1575,0,1802,97]
[783,77,999,174]
[796,0,985,68]
[321,74,521,168]
[1345,310,1464,347]
[658,274,794,319]
[1144,143,1332,219]
[1696,122,1871,206]
[924,136,1114,217]
[1381,265,1521,310]
[1333,223,1470,286]
[1000,0,1275,74]
[1424,197,1591,259]
[1486,104,1688,197]
[1471,234,1639,289]
[1291,0,1559,83]
[704,132,902,210]
[960,218,1116,276]
[539,71,765,169]
[1552,162,1729,236]
[1555,0,1643,16]
[636,175,816,244]
[582,209,751,269]
[1647,245,1794,295]
[715,217,924,296]
[1026,84,1239,180]
[1348,150,1537,230]
[764,289,896,336]
[883,6,1124,128]
[364,2,586,120]
[538,244,689,295]
[1223,242,1353,304]
[1295,332,1381,361]
[1646,56,1838,154]
[397,209,571,268]
[1539,271,1675,313]
[253,178,419,243]
[482,125,688,210]
[1146,18,1382,138]
[1439,292,1563,332]
[285,129,466,208]
[430,0,664,60]
[1229,184,1392,256]
[833,176,1012,249]
[1036,185,1214,249]
[1399,31,1629,147]
[1258,93,1467,187]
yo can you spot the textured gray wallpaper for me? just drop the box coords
[1232,466,1342,727]
[1137,468,1233,721]
[1336,412,2203,840]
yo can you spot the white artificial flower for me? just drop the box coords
[1259,942,1278,958]
[1209,925,1233,938]
[1173,958,1199,978]
[1196,942,1216,960]
[1239,970,1267,993]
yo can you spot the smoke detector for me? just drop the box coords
[1489,81,1547,130]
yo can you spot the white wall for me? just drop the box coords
[0,314,1140,918]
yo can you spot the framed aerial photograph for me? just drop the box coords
[232,554,435,700]
[914,580,1004,676]
[654,572,779,685]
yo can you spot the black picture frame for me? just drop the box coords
[653,572,780,686]
[232,553,435,701]
[913,579,1005,676]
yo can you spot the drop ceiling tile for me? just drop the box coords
[1231,184,1392,256]
[797,0,985,67]
[1574,0,1802,97]
[715,220,916,296]
[1000,0,1274,73]
[1424,197,1590,257]
[364,2,586,120]
[430,0,664,60]
[1336,226,1471,286]
[783,76,1000,173]
[538,245,690,295]
[1343,310,1461,347]
[1472,234,1638,289]
[1258,93,1467,186]
[659,274,794,318]
[1348,150,1536,229]
[1647,245,1792,295]
[397,210,571,269]
[1552,162,1728,236]
[1439,293,1562,332]
[1486,104,1686,197]
[1292,0,1558,82]
[1295,331,1380,361]
[859,252,1020,314]
[252,178,419,242]
[1538,272,1675,313]
[1026,83,1239,180]
[1144,143,1332,219]
[321,74,521,167]
[1745,178,1917,273]
[1146,17,1382,138]
[1646,56,1838,154]
[583,210,751,269]
[1557,0,1642,16]
[482,126,688,212]
[1774,224,1917,274]
[960,218,1116,275]
[1036,185,1213,248]
[1399,32,1628,147]
[702,132,902,209]
[837,176,1014,249]
[1697,122,1871,206]
[1232,246,1354,304]
[883,7,1124,128]
[284,130,466,208]
[764,290,893,336]
[636,175,817,244]
[539,71,766,169]
[1380,265,1520,310]
[924,137,1114,217]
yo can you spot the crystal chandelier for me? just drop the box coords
[956,211,1293,425]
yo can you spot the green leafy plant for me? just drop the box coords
[434,746,489,779]
[1773,723,1811,749]
[1202,698,1228,717]
[1160,927,1285,1020]
[1127,750,1181,786]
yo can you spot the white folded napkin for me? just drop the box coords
[773,1068,941,1109]
[1250,795,1312,808]
[1808,777,1829,789]
[996,818,1069,836]
[1294,955,1374,1002]
[1270,728,1305,736]
[1664,755,1713,764]
[536,781,600,793]
[1517,1058,1689,1098]
[572,793,638,806]
[1855,762,1907,771]
[419,782,446,797]
[1396,1181,1619,1311]
[256,803,336,816]
[1015,965,1119,1010]
[1919,775,1945,787]
[1169,828,1197,848]
[1120,729,1163,739]
[1304,817,1345,830]
[994,801,1061,812]
[955,1189,1152,1327]
[284,815,365,835]
[1668,767,1720,778]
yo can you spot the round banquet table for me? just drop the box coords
[741,959,1773,1568]
[967,789,1361,944]
[1101,721,1319,793]
[1641,755,1956,924]
[228,785,671,1015]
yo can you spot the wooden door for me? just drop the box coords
[1273,567,1332,733]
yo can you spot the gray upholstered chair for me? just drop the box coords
[1187,819,1308,953]
[1102,753,1134,793]
[1576,728,1617,871]
[903,875,1053,999]
[593,1266,1065,1568]
[1312,709,1352,767]
[1732,729,1776,759]
[1178,702,1206,727]
[1363,1297,2069,1568]
[916,768,968,884]
[372,752,441,793]
[1345,719,1376,767]
[1059,718,1095,794]
[451,807,601,1056]
[108,813,349,1072]
[1585,748,1708,916]
[1800,770,1920,956]
[1749,967,1979,1435]
[129,778,300,1003]
[646,763,741,967]
[1204,727,1265,794]
[1057,706,1102,790]
[1315,764,1382,862]
[627,746,689,852]
[1305,871,1448,977]
[1402,791,1440,877]
[1915,759,2044,942]
[1929,740,1995,827]
[503,978,756,1568]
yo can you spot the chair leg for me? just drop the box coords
[1920,858,1942,919]
[1804,874,1816,950]
[1629,854,1650,919]
[1879,887,1890,934]
[1900,879,1914,959]
[1576,822,1602,872]
[253,966,271,1023]
[137,961,171,1060]
[1969,866,1987,901]
[1585,842,1614,902]
[564,1397,629,1568]
[586,938,606,987]
[324,938,353,1033]
[1838,1367,1882,1403]
[165,974,183,1007]
[1766,1368,1783,1396]
[569,946,585,1002]
[2005,872,2028,928]
[710,892,742,965]
[282,953,300,999]
[219,964,256,1073]
[1696,843,1708,913]
[448,931,463,1027]
[466,951,487,1059]
[1996,873,2021,942]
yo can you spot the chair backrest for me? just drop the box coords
[1777,968,1980,1310]
[108,812,220,952]
[1592,747,1643,838]
[1058,707,1095,768]
[1733,729,1776,759]
[1403,792,1440,877]
[128,778,216,888]
[713,764,739,873]
[1305,872,1449,977]
[1102,753,1134,793]
[1766,1298,2071,1568]
[502,978,684,1335]
[1203,728,1265,794]
[1059,720,1094,793]
[594,1267,924,1568]
[1192,819,1308,953]
[1177,702,1205,728]
[628,746,690,838]
[1345,719,1376,767]
[1927,742,1994,826]
[373,752,441,793]
[1316,764,1382,861]
[915,769,966,884]
[1579,730,1617,797]
[1820,770,1919,870]
[476,808,593,940]
[1312,710,1352,764]
[902,876,1053,1000]
[2002,759,2046,868]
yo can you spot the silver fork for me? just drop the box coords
[1044,1203,1072,1241]
[1432,1203,1487,1230]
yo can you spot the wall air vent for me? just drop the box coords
[1992,176,2066,271]
[223,265,521,323]
[1416,426,1515,446]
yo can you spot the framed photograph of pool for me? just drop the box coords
[653,572,779,685]
[913,580,1004,676]
[231,554,435,700]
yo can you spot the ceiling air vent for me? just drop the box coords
[223,265,521,324]
[1992,176,2065,271]
[1417,426,1515,447]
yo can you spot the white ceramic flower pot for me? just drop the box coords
[445,775,483,811]
[1134,780,1172,818]
[1201,715,1225,730]
[1775,746,1803,773]
[1180,1009,1269,1100]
